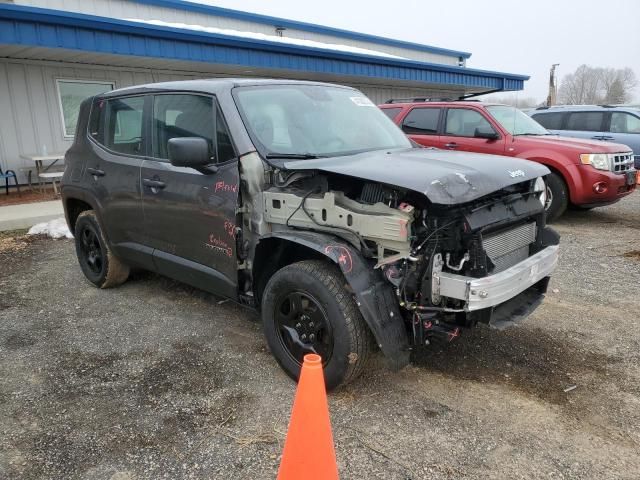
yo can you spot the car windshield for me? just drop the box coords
[487,105,550,136]
[233,84,411,158]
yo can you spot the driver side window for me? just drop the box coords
[445,108,494,137]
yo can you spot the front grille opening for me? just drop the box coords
[483,222,537,273]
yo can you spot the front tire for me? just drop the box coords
[544,172,569,222]
[261,260,373,390]
[74,210,129,288]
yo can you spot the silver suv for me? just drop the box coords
[529,105,640,169]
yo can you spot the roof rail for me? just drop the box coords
[385,97,454,104]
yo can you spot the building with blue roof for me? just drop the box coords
[0,0,529,180]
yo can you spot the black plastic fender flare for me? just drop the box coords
[259,231,410,370]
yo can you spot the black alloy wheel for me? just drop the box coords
[261,260,373,390]
[274,291,333,366]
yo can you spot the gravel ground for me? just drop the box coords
[1,192,639,480]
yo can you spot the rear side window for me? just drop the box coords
[380,107,402,121]
[532,112,564,130]
[401,108,441,135]
[566,111,604,131]
[153,94,215,161]
[104,96,145,155]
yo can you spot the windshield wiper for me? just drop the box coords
[265,153,322,160]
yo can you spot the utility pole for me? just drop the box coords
[547,64,559,107]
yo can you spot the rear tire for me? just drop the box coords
[544,172,569,222]
[261,260,373,390]
[74,210,129,288]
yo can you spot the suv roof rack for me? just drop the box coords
[384,88,503,104]
[385,97,454,104]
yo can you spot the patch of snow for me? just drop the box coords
[124,18,408,60]
[28,218,73,239]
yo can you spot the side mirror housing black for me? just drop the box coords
[168,137,213,168]
[474,127,499,140]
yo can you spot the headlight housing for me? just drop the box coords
[580,153,610,171]
[534,176,547,208]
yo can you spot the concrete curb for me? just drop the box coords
[0,201,64,232]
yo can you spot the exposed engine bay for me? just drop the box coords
[259,168,558,346]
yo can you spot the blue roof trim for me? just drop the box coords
[131,0,473,59]
[0,5,528,91]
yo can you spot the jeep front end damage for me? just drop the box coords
[254,170,559,357]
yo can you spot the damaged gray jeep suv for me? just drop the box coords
[62,79,559,389]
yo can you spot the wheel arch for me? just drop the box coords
[253,231,410,370]
[62,186,104,234]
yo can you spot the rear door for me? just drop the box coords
[85,95,148,267]
[141,92,239,297]
[439,107,504,154]
[399,106,442,147]
[563,111,606,141]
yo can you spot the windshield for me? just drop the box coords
[487,105,550,136]
[233,84,411,158]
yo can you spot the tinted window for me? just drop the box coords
[445,108,495,137]
[153,94,215,160]
[566,112,604,131]
[381,107,402,121]
[216,107,236,163]
[532,112,565,130]
[610,112,640,134]
[105,96,145,155]
[401,108,440,134]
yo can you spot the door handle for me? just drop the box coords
[445,142,459,149]
[591,135,613,141]
[87,167,105,177]
[142,178,166,190]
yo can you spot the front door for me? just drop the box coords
[141,93,239,297]
[439,107,504,154]
[607,111,640,167]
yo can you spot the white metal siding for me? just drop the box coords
[13,0,461,65]
[0,58,458,180]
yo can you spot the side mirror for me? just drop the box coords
[474,127,499,140]
[168,137,213,168]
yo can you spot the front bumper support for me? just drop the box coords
[436,245,559,311]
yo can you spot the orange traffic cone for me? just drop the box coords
[277,354,339,480]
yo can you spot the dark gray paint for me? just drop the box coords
[285,148,550,205]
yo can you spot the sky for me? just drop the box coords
[194,0,640,103]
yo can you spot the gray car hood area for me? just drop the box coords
[284,148,550,205]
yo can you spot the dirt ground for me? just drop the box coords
[1,192,639,480]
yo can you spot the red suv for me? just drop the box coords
[380,100,637,220]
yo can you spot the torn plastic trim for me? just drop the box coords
[257,230,411,370]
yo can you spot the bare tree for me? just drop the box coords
[558,65,637,104]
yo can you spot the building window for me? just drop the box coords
[56,79,114,137]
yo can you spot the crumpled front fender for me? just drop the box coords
[258,231,410,370]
